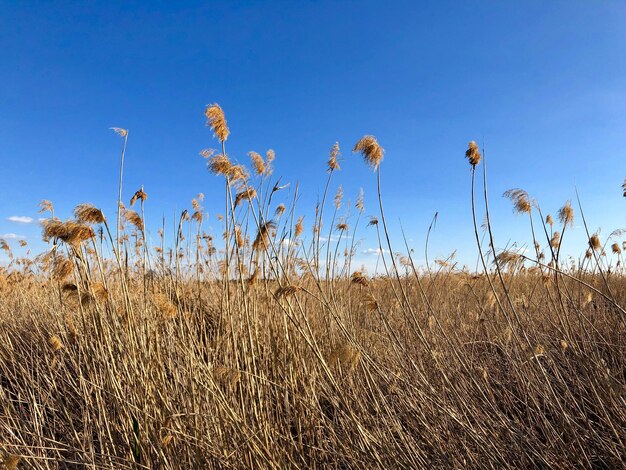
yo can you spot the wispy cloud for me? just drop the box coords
[281,238,300,247]
[362,247,389,256]
[319,233,349,243]
[7,216,34,224]
[0,233,26,240]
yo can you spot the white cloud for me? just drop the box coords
[7,216,34,224]
[0,233,25,240]
[281,238,300,247]
[362,247,389,256]
[319,233,349,243]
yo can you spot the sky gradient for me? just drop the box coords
[1,1,625,270]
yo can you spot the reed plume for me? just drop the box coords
[465,141,481,167]
[153,292,177,319]
[207,154,233,176]
[351,271,369,287]
[353,135,383,169]
[328,142,341,171]
[356,188,364,213]
[589,233,601,251]
[74,203,105,224]
[39,199,54,215]
[334,185,343,209]
[550,231,561,249]
[130,187,148,206]
[123,209,144,231]
[48,335,63,352]
[265,149,275,175]
[503,188,531,214]
[249,151,266,175]
[42,219,95,246]
[52,256,74,281]
[274,204,286,217]
[274,285,300,299]
[234,188,257,208]
[204,103,230,142]
[558,201,574,227]
[252,221,276,251]
[295,216,304,237]
[0,239,12,259]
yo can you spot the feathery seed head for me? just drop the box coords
[503,188,532,214]
[494,250,522,270]
[74,204,105,224]
[351,271,369,287]
[356,188,365,213]
[274,203,286,216]
[234,225,245,248]
[39,199,54,215]
[274,285,301,299]
[589,233,601,251]
[550,231,561,249]
[334,185,343,209]
[558,201,574,227]
[328,142,341,171]
[234,188,257,208]
[199,148,216,159]
[265,149,275,175]
[252,221,276,252]
[249,151,266,175]
[465,141,481,167]
[204,103,230,142]
[49,335,63,352]
[0,239,12,259]
[42,219,95,246]
[228,164,250,186]
[130,187,148,206]
[207,154,233,176]
[153,292,177,319]
[353,135,384,169]
[52,256,74,281]
[295,216,304,238]
[123,210,144,231]
[110,127,128,137]
[192,210,203,223]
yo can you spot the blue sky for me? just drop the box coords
[1,1,625,270]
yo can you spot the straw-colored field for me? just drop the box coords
[0,106,624,469]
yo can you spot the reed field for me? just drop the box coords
[0,105,624,469]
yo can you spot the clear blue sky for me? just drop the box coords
[1,1,625,270]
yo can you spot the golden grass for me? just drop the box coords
[0,105,624,469]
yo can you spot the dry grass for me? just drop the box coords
[0,106,624,469]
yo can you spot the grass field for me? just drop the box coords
[0,106,624,469]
